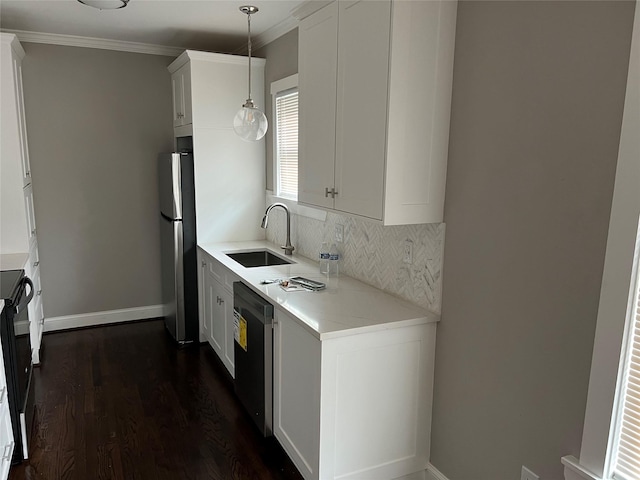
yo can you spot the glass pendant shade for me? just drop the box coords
[235,6,268,142]
[234,104,268,142]
[77,0,129,9]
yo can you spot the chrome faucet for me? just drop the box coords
[261,203,295,255]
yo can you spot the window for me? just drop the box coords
[609,249,640,480]
[562,5,639,480]
[271,74,298,200]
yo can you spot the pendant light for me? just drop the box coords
[233,5,268,142]
[77,0,129,9]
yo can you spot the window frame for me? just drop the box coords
[271,74,299,201]
[562,3,640,479]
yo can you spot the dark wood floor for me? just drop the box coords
[9,319,303,480]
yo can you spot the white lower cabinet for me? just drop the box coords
[273,308,437,480]
[198,249,236,378]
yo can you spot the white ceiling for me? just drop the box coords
[0,0,307,53]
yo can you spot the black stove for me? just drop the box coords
[0,269,34,464]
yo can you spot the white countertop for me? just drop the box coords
[0,253,29,271]
[198,240,439,340]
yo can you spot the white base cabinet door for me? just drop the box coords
[198,251,236,378]
[273,310,322,479]
[273,308,437,480]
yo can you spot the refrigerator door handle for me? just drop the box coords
[171,154,183,220]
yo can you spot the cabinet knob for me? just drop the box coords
[202,261,206,267]
[34,261,39,267]
[37,290,42,296]
[40,317,45,325]
[31,229,36,235]
[26,171,31,177]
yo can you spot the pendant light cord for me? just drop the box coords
[247,11,252,103]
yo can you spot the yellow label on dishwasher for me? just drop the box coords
[238,316,248,351]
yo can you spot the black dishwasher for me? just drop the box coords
[233,282,274,437]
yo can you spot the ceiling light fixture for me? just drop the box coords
[77,0,129,10]
[233,5,268,142]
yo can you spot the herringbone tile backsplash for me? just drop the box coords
[265,209,444,313]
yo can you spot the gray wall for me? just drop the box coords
[432,2,635,480]
[22,43,174,318]
[255,28,298,191]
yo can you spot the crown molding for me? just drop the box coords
[0,32,26,59]
[2,29,184,57]
[291,0,332,21]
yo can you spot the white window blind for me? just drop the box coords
[611,250,640,480]
[275,89,298,200]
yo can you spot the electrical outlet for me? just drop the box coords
[403,240,413,264]
[335,224,344,243]
[521,466,540,480]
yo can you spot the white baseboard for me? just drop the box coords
[426,463,451,480]
[44,305,163,332]
[392,464,449,480]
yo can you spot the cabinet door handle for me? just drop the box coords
[40,317,44,325]
[34,261,39,267]
[219,298,224,304]
[26,171,31,178]
[325,187,338,198]
[2,442,13,462]
[37,290,42,296]
[202,261,206,267]
[31,229,36,235]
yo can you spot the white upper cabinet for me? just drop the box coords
[297,0,457,225]
[171,63,192,127]
[1,33,46,364]
[298,2,338,210]
[167,51,266,244]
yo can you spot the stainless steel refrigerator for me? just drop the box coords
[159,152,198,344]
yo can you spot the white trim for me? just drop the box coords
[562,456,602,480]
[168,49,266,74]
[271,74,300,202]
[426,463,451,480]
[271,73,299,95]
[43,304,163,332]
[0,32,25,59]
[570,2,640,479]
[2,29,184,57]
[291,0,333,21]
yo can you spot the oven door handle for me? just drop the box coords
[20,277,34,308]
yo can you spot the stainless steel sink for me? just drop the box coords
[226,250,294,268]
